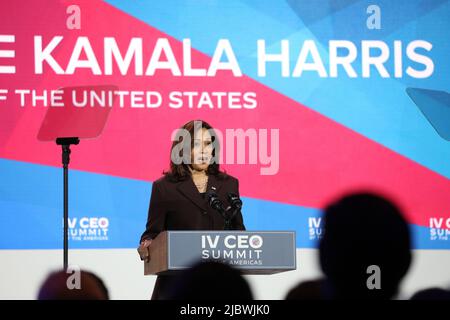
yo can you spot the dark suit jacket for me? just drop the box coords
[140,173,245,242]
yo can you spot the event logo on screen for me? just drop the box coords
[429,218,450,241]
[201,234,263,266]
[308,217,324,241]
[67,216,109,241]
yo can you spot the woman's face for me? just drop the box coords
[190,128,213,171]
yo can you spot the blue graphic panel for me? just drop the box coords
[1,159,447,250]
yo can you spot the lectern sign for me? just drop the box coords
[144,231,296,275]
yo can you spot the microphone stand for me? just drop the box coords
[223,208,233,231]
[56,137,79,271]
[207,191,233,230]
[207,191,243,230]
[224,207,241,230]
[226,193,242,230]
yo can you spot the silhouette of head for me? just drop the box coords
[37,269,109,300]
[163,260,253,300]
[319,192,411,299]
[410,287,450,300]
[285,278,325,300]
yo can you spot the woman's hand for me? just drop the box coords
[137,239,153,262]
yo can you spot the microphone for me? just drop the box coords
[227,193,242,210]
[207,188,234,230]
[206,189,226,214]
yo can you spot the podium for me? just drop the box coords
[144,231,296,275]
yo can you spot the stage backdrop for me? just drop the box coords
[0,0,449,299]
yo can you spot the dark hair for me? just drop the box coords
[319,192,411,299]
[164,120,227,181]
[37,269,109,300]
[410,288,450,300]
[163,260,253,300]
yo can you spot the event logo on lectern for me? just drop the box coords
[201,234,263,266]
[68,216,109,241]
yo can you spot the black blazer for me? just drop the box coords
[140,173,246,242]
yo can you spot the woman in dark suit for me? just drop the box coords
[137,120,245,299]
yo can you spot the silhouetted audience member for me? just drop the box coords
[37,269,109,300]
[161,260,253,300]
[318,192,412,299]
[410,287,450,300]
[285,278,326,300]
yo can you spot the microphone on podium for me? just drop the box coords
[206,188,233,230]
[206,188,226,214]
[227,193,242,210]
[206,188,244,230]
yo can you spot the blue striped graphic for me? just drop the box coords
[1,159,447,250]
